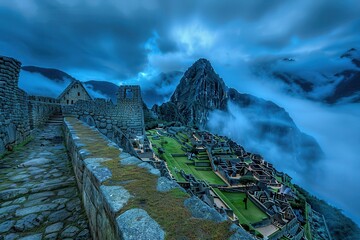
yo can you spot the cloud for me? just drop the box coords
[1,0,360,82]
[207,66,360,225]
[18,70,109,100]
[18,71,71,97]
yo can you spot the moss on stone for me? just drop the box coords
[0,136,34,160]
[66,117,234,240]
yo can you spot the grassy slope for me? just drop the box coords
[213,189,268,224]
[147,131,225,185]
[67,118,233,240]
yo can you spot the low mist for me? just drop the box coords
[19,71,71,98]
[19,71,109,100]
[208,66,360,225]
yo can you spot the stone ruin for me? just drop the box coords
[0,55,145,157]
[116,85,145,137]
[0,56,60,154]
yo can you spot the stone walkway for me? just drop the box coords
[0,120,91,240]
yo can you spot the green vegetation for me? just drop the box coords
[147,130,225,185]
[213,189,268,224]
[67,118,234,240]
[305,203,312,240]
[0,136,33,159]
[294,184,360,240]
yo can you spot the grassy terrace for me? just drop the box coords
[66,118,233,240]
[213,189,268,225]
[147,130,225,185]
[305,203,312,240]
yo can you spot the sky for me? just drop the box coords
[1,0,360,225]
[0,0,360,81]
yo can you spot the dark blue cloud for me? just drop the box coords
[0,0,359,80]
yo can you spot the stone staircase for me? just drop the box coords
[47,113,64,126]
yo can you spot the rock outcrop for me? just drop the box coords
[153,58,227,126]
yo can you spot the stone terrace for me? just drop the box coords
[0,120,90,240]
[63,117,255,240]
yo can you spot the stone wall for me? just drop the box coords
[63,119,122,239]
[116,85,145,137]
[0,56,30,153]
[63,117,255,240]
[28,96,61,129]
[62,85,145,140]
[61,99,137,155]
[0,55,60,155]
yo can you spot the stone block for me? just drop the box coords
[116,208,165,240]
[184,196,227,223]
[100,185,131,214]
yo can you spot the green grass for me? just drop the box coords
[305,203,312,240]
[275,175,283,183]
[213,189,268,224]
[0,136,33,159]
[177,132,189,141]
[147,132,225,185]
[67,118,234,240]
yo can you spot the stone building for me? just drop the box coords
[58,80,92,105]
[116,85,145,137]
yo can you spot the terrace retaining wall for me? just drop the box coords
[63,119,126,239]
[63,118,256,240]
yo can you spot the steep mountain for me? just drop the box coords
[340,47,360,68]
[84,80,119,102]
[169,59,227,125]
[326,48,360,103]
[21,66,76,83]
[326,70,360,103]
[262,48,360,104]
[153,58,323,165]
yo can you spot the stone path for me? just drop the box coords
[0,118,91,240]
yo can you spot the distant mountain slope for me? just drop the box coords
[84,80,119,102]
[341,47,360,68]
[21,66,76,83]
[20,67,111,100]
[21,65,182,106]
[153,58,323,167]
[327,70,360,103]
[256,48,360,104]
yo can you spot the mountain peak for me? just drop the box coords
[168,58,227,126]
[340,48,360,68]
[190,58,214,74]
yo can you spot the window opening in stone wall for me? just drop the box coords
[71,100,74,104]
[125,89,133,99]
[67,100,69,104]
[78,92,80,96]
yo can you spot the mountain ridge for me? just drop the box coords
[153,58,324,167]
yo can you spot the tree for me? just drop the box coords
[239,176,257,186]
[243,196,248,210]
[190,146,198,154]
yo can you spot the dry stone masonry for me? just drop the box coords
[0,56,60,155]
[0,118,90,239]
[116,86,145,137]
[61,86,146,156]
[63,117,252,240]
